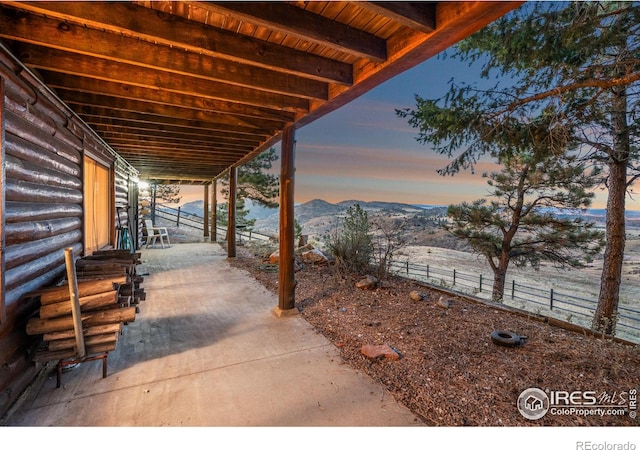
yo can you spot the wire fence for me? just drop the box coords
[387,259,640,343]
[153,204,273,242]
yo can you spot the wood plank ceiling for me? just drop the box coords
[0,1,522,185]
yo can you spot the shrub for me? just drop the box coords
[326,204,373,275]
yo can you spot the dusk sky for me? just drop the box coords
[181,53,640,211]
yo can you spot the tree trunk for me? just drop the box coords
[593,158,627,334]
[491,251,510,302]
[593,84,628,335]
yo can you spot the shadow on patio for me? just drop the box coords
[5,243,421,426]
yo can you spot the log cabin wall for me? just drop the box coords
[0,45,136,418]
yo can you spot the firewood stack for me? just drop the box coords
[23,248,145,377]
[75,249,146,309]
[26,279,135,363]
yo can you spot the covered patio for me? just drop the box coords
[4,242,420,426]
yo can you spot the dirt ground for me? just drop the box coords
[228,243,640,427]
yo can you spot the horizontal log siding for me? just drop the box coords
[0,46,134,418]
[3,109,83,303]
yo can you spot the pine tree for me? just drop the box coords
[327,204,373,274]
[220,147,279,230]
[398,2,640,334]
[446,151,604,302]
[221,147,279,208]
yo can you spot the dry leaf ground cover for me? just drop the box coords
[228,244,640,427]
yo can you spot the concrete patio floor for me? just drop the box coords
[4,242,422,427]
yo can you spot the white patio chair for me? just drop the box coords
[144,219,170,249]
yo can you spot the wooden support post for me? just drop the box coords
[278,126,296,312]
[0,78,5,324]
[228,167,237,257]
[64,247,86,358]
[203,184,209,239]
[211,179,217,242]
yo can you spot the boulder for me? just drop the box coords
[269,250,279,264]
[297,243,314,252]
[301,248,329,265]
[361,344,400,361]
[356,275,378,290]
[437,296,451,309]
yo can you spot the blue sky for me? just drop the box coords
[288,52,639,211]
[291,55,498,206]
[182,53,639,211]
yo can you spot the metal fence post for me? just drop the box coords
[550,288,554,310]
[479,274,483,292]
[511,280,515,299]
[176,206,181,227]
[453,269,456,285]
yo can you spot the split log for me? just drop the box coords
[75,271,128,281]
[87,250,140,262]
[44,323,122,342]
[26,306,136,335]
[76,258,133,267]
[75,264,128,273]
[75,261,132,273]
[118,284,145,299]
[39,290,118,319]
[31,276,126,305]
[33,343,117,363]
[47,332,118,352]
[76,270,129,280]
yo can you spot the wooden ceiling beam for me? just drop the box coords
[124,158,238,168]
[114,150,244,165]
[60,93,285,132]
[120,162,240,173]
[358,2,436,34]
[86,120,263,146]
[4,1,353,85]
[149,180,213,186]
[202,2,387,62]
[45,74,297,123]
[14,44,309,113]
[134,163,230,170]
[105,141,251,156]
[93,126,262,147]
[142,174,228,184]
[76,108,272,138]
[101,136,253,152]
[0,8,329,100]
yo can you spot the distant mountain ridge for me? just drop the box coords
[175,198,639,236]
[252,199,447,236]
